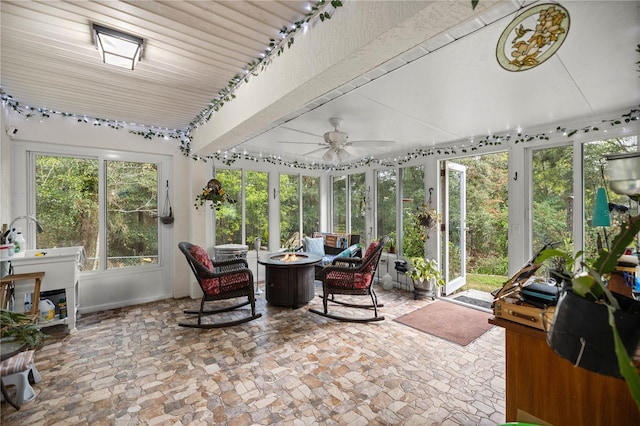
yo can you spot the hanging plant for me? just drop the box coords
[194,179,236,211]
[415,189,441,241]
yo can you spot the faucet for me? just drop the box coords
[3,215,45,245]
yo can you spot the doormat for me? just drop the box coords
[446,289,494,313]
[452,295,492,310]
[394,301,493,346]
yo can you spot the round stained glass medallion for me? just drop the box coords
[496,3,570,72]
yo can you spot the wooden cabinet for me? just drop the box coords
[490,317,639,425]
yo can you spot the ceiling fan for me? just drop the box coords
[278,117,394,163]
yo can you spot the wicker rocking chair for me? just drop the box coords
[178,242,261,328]
[309,236,389,322]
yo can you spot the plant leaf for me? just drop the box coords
[593,215,640,275]
[607,306,640,412]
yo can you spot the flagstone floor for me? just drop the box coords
[1,283,506,425]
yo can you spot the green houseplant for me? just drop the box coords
[409,257,445,300]
[536,214,640,411]
[1,309,47,348]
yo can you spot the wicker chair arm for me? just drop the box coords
[331,256,363,268]
[212,257,248,269]
[197,258,249,279]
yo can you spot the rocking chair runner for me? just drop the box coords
[178,242,261,328]
[309,235,389,322]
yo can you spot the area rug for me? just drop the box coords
[394,300,493,346]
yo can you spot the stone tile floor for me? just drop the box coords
[1,283,506,425]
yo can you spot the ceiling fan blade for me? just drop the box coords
[347,140,395,147]
[278,141,325,145]
[304,147,327,156]
[280,126,323,139]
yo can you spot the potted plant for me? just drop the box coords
[536,214,640,410]
[408,257,445,300]
[1,309,47,348]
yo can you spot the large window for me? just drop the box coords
[279,173,320,248]
[35,155,99,270]
[280,173,300,249]
[214,169,269,251]
[35,154,159,271]
[532,145,574,254]
[246,170,269,250]
[106,161,158,268]
[332,176,347,233]
[350,173,366,238]
[302,175,319,237]
[332,174,365,236]
[400,165,425,257]
[377,169,396,247]
[583,137,638,259]
[214,169,242,246]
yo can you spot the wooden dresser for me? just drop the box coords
[490,317,639,425]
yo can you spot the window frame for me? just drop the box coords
[19,142,171,276]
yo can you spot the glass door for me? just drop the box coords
[443,161,467,295]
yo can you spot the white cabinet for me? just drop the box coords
[8,246,84,333]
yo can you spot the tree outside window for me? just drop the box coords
[36,155,99,271]
[332,176,347,233]
[35,155,160,271]
[350,173,366,238]
[214,169,242,246]
[245,170,269,251]
[302,175,319,238]
[280,173,300,249]
[400,165,425,258]
[377,170,396,247]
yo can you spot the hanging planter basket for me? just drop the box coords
[546,289,640,378]
[420,214,436,228]
[159,180,174,225]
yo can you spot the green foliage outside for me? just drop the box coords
[302,175,320,238]
[377,170,396,245]
[106,161,158,266]
[400,166,426,258]
[350,173,366,238]
[246,171,269,248]
[453,154,509,276]
[280,173,300,247]
[464,273,508,293]
[332,176,346,233]
[36,156,99,263]
[35,155,159,270]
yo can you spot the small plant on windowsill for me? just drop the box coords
[194,179,236,211]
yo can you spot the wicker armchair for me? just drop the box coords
[178,242,261,328]
[309,236,389,322]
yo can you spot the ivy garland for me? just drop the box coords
[188,0,343,128]
[201,107,639,171]
[0,0,342,150]
[1,0,638,172]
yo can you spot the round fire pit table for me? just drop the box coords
[258,252,321,308]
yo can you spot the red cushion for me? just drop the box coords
[190,245,220,295]
[363,241,380,258]
[354,272,373,289]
